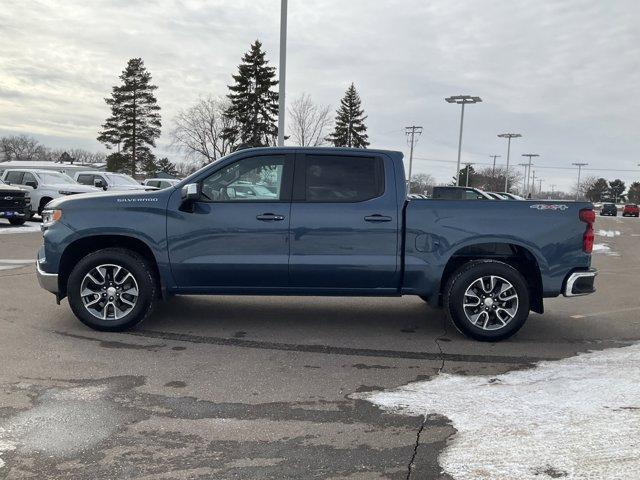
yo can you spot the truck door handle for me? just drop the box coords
[256,213,285,221]
[364,214,392,222]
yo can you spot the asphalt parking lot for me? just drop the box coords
[0,215,639,479]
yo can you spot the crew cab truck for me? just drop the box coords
[1,169,98,217]
[36,147,597,341]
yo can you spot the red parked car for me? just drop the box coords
[622,204,639,217]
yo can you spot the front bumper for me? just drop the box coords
[563,269,597,297]
[36,261,59,294]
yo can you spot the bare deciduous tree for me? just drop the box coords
[409,173,435,195]
[170,96,235,164]
[0,135,49,161]
[287,93,332,147]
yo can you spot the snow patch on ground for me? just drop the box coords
[0,221,40,235]
[0,436,17,469]
[597,229,621,238]
[357,343,640,480]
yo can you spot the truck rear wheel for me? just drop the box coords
[67,248,156,331]
[444,260,530,342]
[8,217,26,226]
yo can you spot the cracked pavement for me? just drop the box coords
[1,215,639,479]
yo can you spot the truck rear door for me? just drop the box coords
[289,152,400,289]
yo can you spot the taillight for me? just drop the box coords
[580,208,595,253]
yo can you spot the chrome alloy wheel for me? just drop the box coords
[462,275,519,330]
[80,264,139,320]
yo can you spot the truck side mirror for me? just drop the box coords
[180,183,201,213]
[94,178,107,190]
[181,183,200,201]
[25,181,38,189]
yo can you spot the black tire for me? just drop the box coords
[8,217,26,226]
[443,260,530,342]
[38,197,53,216]
[67,248,157,331]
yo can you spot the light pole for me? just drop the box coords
[277,0,288,147]
[498,133,521,192]
[445,95,482,186]
[572,162,588,200]
[521,153,539,196]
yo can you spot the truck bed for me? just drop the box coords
[402,199,593,303]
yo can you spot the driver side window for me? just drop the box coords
[201,155,286,202]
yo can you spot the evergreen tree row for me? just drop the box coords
[97,42,371,175]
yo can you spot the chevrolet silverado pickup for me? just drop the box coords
[0,178,30,225]
[36,147,597,341]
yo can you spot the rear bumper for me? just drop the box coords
[563,268,597,297]
[36,261,59,294]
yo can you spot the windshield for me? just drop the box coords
[105,174,140,186]
[39,172,76,184]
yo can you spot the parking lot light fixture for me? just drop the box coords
[498,133,522,192]
[445,95,482,186]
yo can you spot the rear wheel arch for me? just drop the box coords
[58,235,162,300]
[439,242,544,314]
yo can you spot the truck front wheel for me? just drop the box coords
[67,248,157,331]
[444,260,530,342]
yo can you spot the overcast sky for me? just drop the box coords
[1,0,639,190]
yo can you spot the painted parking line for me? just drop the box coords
[571,305,640,319]
[0,259,34,272]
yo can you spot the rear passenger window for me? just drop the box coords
[77,174,94,186]
[304,155,383,202]
[5,171,24,184]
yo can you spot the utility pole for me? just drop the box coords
[445,95,482,186]
[518,163,528,194]
[498,133,522,192]
[463,163,474,187]
[572,162,588,200]
[521,153,539,196]
[531,170,537,197]
[405,126,423,192]
[538,178,543,195]
[277,0,288,147]
[490,154,501,176]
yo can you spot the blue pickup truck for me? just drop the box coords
[36,147,597,341]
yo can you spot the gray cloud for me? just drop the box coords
[0,0,638,189]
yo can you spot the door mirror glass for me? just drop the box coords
[94,178,106,189]
[181,183,200,201]
[25,181,37,189]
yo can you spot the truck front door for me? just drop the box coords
[289,153,400,290]
[167,154,293,288]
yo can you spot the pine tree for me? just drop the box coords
[327,83,369,148]
[140,153,158,176]
[156,157,178,176]
[97,58,161,175]
[106,152,128,173]
[223,40,279,148]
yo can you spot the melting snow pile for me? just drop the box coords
[359,343,640,479]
